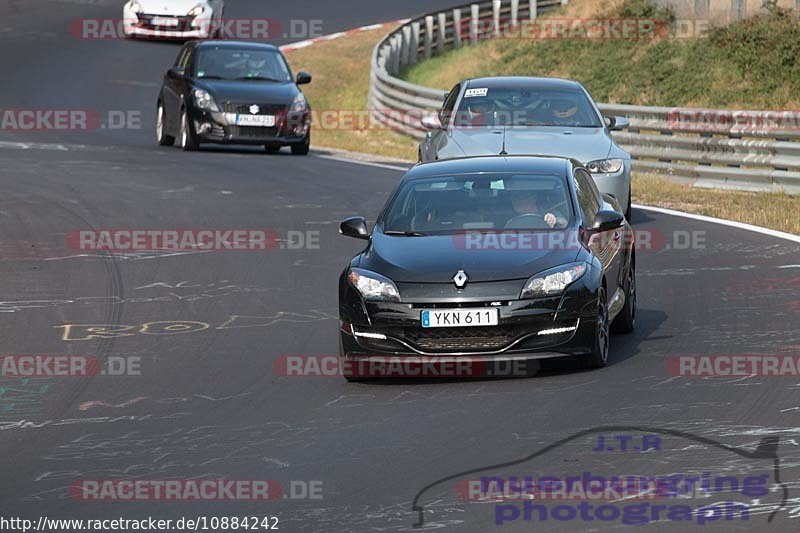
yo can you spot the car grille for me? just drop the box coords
[403,326,526,353]
[227,125,279,138]
[220,103,287,115]
[136,14,194,30]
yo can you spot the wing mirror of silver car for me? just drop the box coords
[340,217,370,240]
[604,115,630,131]
[421,114,443,130]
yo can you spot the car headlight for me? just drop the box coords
[187,3,206,17]
[586,158,624,174]
[129,0,143,13]
[348,268,400,302]
[520,263,587,299]
[192,88,219,111]
[289,93,308,113]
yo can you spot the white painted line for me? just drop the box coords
[633,204,800,243]
[314,154,409,172]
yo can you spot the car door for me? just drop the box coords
[422,83,460,161]
[574,167,622,296]
[162,44,192,132]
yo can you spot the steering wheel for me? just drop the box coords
[505,213,546,229]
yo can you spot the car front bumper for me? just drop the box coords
[339,276,601,375]
[188,107,310,146]
[122,10,216,39]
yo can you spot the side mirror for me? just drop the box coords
[604,115,629,131]
[167,67,186,80]
[421,113,443,130]
[339,216,370,240]
[590,210,625,233]
[296,71,312,85]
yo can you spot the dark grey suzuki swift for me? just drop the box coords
[338,155,636,380]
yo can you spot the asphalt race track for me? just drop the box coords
[0,1,799,531]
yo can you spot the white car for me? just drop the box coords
[123,0,224,40]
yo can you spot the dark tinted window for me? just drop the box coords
[573,168,601,223]
[192,47,292,82]
[453,86,602,128]
[439,84,461,125]
[382,173,573,233]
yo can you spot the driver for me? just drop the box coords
[509,191,567,228]
[549,98,579,125]
[463,97,494,127]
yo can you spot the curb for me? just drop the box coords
[281,19,407,52]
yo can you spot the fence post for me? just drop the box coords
[493,0,501,37]
[424,15,434,58]
[453,8,463,48]
[401,25,412,65]
[530,0,537,20]
[437,12,447,53]
[511,0,519,25]
[410,21,420,65]
[470,3,480,43]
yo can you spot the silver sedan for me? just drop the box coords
[419,76,632,219]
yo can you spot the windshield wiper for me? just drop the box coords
[234,76,285,82]
[197,75,226,80]
[384,230,427,237]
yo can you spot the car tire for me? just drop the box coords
[581,285,610,369]
[180,108,199,151]
[264,144,281,154]
[156,103,175,146]
[612,262,636,334]
[291,131,310,156]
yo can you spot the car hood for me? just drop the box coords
[136,0,207,15]
[360,232,580,283]
[195,79,299,105]
[449,126,612,163]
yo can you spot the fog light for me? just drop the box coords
[353,330,387,340]
[538,321,579,336]
[198,122,212,134]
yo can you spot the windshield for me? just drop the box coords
[193,47,292,82]
[381,173,573,234]
[453,86,602,128]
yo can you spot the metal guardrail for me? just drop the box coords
[368,0,800,194]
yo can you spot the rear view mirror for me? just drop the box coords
[296,71,312,85]
[339,217,370,240]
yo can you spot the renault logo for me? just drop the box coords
[453,270,468,289]
[249,105,260,115]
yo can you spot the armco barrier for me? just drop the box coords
[368,0,800,194]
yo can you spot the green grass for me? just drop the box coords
[402,0,800,108]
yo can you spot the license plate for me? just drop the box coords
[235,114,276,127]
[421,308,499,328]
[151,17,180,27]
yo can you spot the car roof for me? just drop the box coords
[193,40,280,52]
[405,155,577,180]
[462,76,583,90]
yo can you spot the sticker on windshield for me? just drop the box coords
[464,88,488,98]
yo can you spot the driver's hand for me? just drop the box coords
[544,213,557,228]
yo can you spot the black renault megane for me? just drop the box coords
[156,40,312,154]
[338,156,636,380]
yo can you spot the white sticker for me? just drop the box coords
[464,88,488,98]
